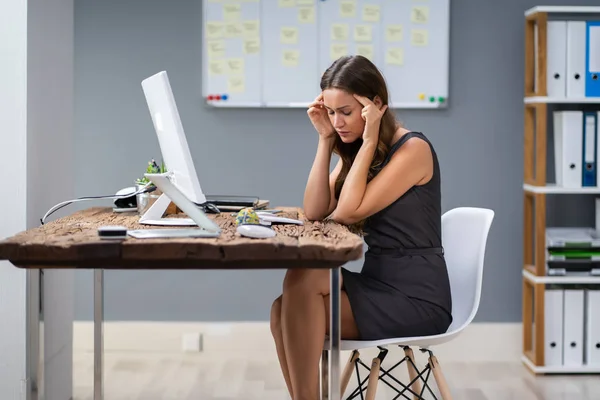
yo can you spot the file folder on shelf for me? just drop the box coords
[563,289,585,366]
[547,21,567,98]
[566,21,587,98]
[582,112,597,187]
[586,21,600,98]
[544,287,564,366]
[586,289,600,366]
[546,227,600,276]
[554,111,583,188]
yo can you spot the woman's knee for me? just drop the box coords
[283,268,329,294]
[270,295,282,337]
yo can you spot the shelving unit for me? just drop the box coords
[522,6,600,375]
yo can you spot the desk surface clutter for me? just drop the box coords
[0,207,364,270]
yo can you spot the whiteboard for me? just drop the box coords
[202,0,450,109]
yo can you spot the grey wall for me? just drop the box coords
[74,0,600,323]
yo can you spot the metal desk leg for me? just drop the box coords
[94,269,104,400]
[329,267,341,400]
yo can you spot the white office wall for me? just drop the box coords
[0,0,75,398]
[0,0,29,397]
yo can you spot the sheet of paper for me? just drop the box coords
[298,6,315,23]
[209,60,226,75]
[411,29,428,46]
[331,23,349,41]
[223,3,241,22]
[205,21,223,39]
[354,25,372,42]
[340,1,356,18]
[280,27,299,44]
[278,0,295,7]
[226,58,245,74]
[296,0,314,4]
[362,4,380,22]
[386,24,403,42]
[330,43,348,60]
[207,40,226,59]
[227,76,245,93]
[411,6,429,24]
[282,49,300,67]
[243,38,260,54]
[385,48,404,65]
[224,22,243,38]
[242,20,260,37]
[356,44,374,60]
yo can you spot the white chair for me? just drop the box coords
[321,207,495,400]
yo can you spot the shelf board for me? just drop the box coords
[522,355,600,374]
[523,269,600,284]
[524,96,600,104]
[523,183,600,194]
[524,6,600,17]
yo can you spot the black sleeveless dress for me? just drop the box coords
[341,131,453,341]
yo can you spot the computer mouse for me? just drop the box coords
[236,224,276,239]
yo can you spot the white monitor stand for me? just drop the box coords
[139,70,207,226]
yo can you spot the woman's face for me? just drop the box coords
[322,88,366,143]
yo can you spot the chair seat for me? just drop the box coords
[324,327,464,351]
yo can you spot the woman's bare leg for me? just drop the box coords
[270,295,294,399]
[281,269,360,400]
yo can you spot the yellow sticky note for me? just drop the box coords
[354,25,372,42]
[280,27,299,44]
[411,6,429,24]
[282,49,300,67]
[243,38,260,54]
[223,4,241,22]
[209,60,226,75]
[411,29,428,46]
[330,43,348,60]
[385,48,404,65]
[298,6,315,23]
[207,40,226,59]
[242,20,260,37]
[226,58,245,74]
[331,24,349,41]
[356,44,374,60]
[362,4,380,22]
[205,21,223,39]
[278,0,295,7]
[340,1,356,18]
[228,76,245,93]
[386,24,403,42]
[297,0,314,4]
[224,22,243,38]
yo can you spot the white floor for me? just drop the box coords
[69,323,600,400]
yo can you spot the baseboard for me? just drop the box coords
[73,322,521,363]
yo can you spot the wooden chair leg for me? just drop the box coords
[321,350,329,400]
[428,355,452,400]
[340,350,360,396]
[404,347,422,400]
[364,356,381,400]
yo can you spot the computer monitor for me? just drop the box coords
[139,70,206,226]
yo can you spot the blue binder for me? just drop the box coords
[586,21,600,97]
[582,112,597,187]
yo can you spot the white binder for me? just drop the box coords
[582,112,597,187]
[586,289,600,366]
[566,21,586,98]
[554,111,583,188]
[563,289,584,366]
[546,21,567,98]
[544,288,564,366]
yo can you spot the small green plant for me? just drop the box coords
[136,159,167,185]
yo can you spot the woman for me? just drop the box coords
[270,55,453,400]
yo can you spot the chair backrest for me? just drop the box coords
[441,207,494,333]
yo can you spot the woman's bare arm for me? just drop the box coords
[303,137,341,220]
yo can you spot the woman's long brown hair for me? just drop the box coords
[320,55,399,231]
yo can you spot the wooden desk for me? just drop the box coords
[0,207,364,400]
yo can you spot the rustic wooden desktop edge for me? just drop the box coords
[0,206,364,400]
